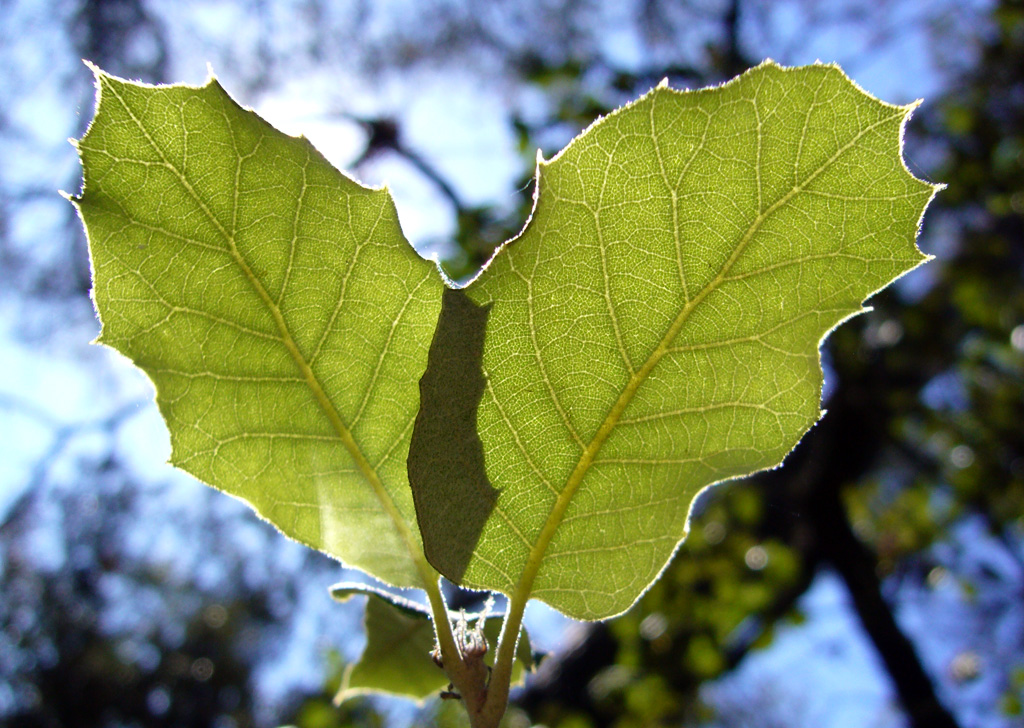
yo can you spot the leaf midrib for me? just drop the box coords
[510,106,901,606]
[99,75,428,583]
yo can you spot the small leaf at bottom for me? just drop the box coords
[335,587,536,704]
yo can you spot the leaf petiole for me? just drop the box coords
[483,591,528,724]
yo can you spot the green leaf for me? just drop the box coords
[331,584,535,704]
[331,583,445,704]
[72,66,443,588]
[413,61,940,619]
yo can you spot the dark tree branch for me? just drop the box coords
[817,487,960,728]
[347,116,468,214]
[722,0,746,78]
[515,622,617,726]
[782,356,963,728]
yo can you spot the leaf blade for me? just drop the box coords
[429,61,938,619]
[74,68,443,587]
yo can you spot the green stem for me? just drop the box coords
[421,571,460,670]
[481,590,528,725]
[421,570,496,727]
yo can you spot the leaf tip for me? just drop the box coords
[81,58,102,78]
[82,59,120,96]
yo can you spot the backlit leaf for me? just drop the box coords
[412,61,939,619]
[72,67,442,588]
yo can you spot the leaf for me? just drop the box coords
[331,583,535,704]
[411,61,940,619]
[331,583,445,704]
[71,66,443,588]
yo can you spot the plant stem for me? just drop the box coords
[421,573,460,671]
[421,573,496,727]
[480,591,527,725]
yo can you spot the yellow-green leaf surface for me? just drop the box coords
[330,584,535,704]
[436,61,939,619]
[72,67,443,587]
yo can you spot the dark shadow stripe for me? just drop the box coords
[408,287,497,583]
